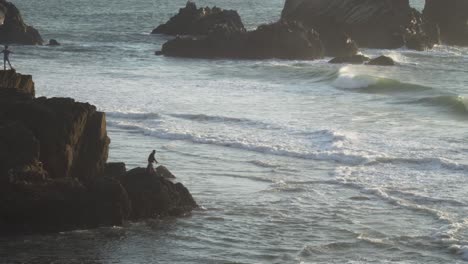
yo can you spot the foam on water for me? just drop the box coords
[332,66,379,89]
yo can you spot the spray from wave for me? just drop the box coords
[332,66,433,93]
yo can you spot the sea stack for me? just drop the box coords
[0,70,197,234]
[281,0,437,51]
[0,0,43,45]
[161,20,325,60]
[152,1,246,36]
[423,0,468,46]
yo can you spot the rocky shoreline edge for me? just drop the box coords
[0,70,197,235]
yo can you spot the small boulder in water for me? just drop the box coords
[329,55,370,65]
[47,39,60,46]
[154,50,163,56]
[366,56,395,66]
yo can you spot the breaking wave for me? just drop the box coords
[410,95,468,116]
[332,66,432,92]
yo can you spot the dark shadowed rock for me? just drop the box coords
[155,165,176,179]
[320,31,358,57]
[0,71,197,234]
[423,0,468,46]
[0,97,110,183]
[47,39,60,46]
[0,0,43,45]
[0,176,130,234]
[281,0,437,50]
[367,55,395,66]
[104,162,127,181]
[0,70,35,99]
[122,168,197,219]
[329,55,370,64]
[152,1,245,36]
[162,20,324,60]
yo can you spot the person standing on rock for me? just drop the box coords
[146,150,158,174]
[1,45,13,70]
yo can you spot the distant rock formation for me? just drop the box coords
[281,0,437,51]
[423,0,468,46]
[0,0,43,45]
[152,1,245,36]
[0,71,197,234]
[162,20,324,60]
[47,39,60,46]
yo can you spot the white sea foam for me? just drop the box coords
[106,111,161,120]
[373,157,468,171]
[332,66,379,89]
[107,120,373,165]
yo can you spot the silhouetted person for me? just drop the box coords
[146,150,158,174]
[1,45,13,70]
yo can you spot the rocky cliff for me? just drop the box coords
[281,0,437,50]
[423,0,468,46]
[0,0,43,45]
[0,71,197,234]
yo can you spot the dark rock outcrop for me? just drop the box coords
[162,20,324,60]
[367,55,395,66]
[0,176,131,234]
[0,71,197,234]
[423,0,468,46]
[152,1,245,36]
[329,55,370,64]
[47,39,60,46]
[0,0,43,45]
[0,70,34,99]
[281,0,437,51]
[122,168,197,219]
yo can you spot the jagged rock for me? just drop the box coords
[321,31,358,57]
[281,0,437,50]
[155,165,176,179]
[162,20,324,60]
[329,55,370,64]
[122,168,197,219]
[423,0,468,46]
[367,55,395,66]
[47,39,60,46]
[0,97,110,183]
[152,1,245,36]
[0,71,197,234]
[0,70,35,99]
[0,0,43,45]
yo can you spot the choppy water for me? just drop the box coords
[1,0,468,263]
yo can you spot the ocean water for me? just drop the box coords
[1,0,468,263]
